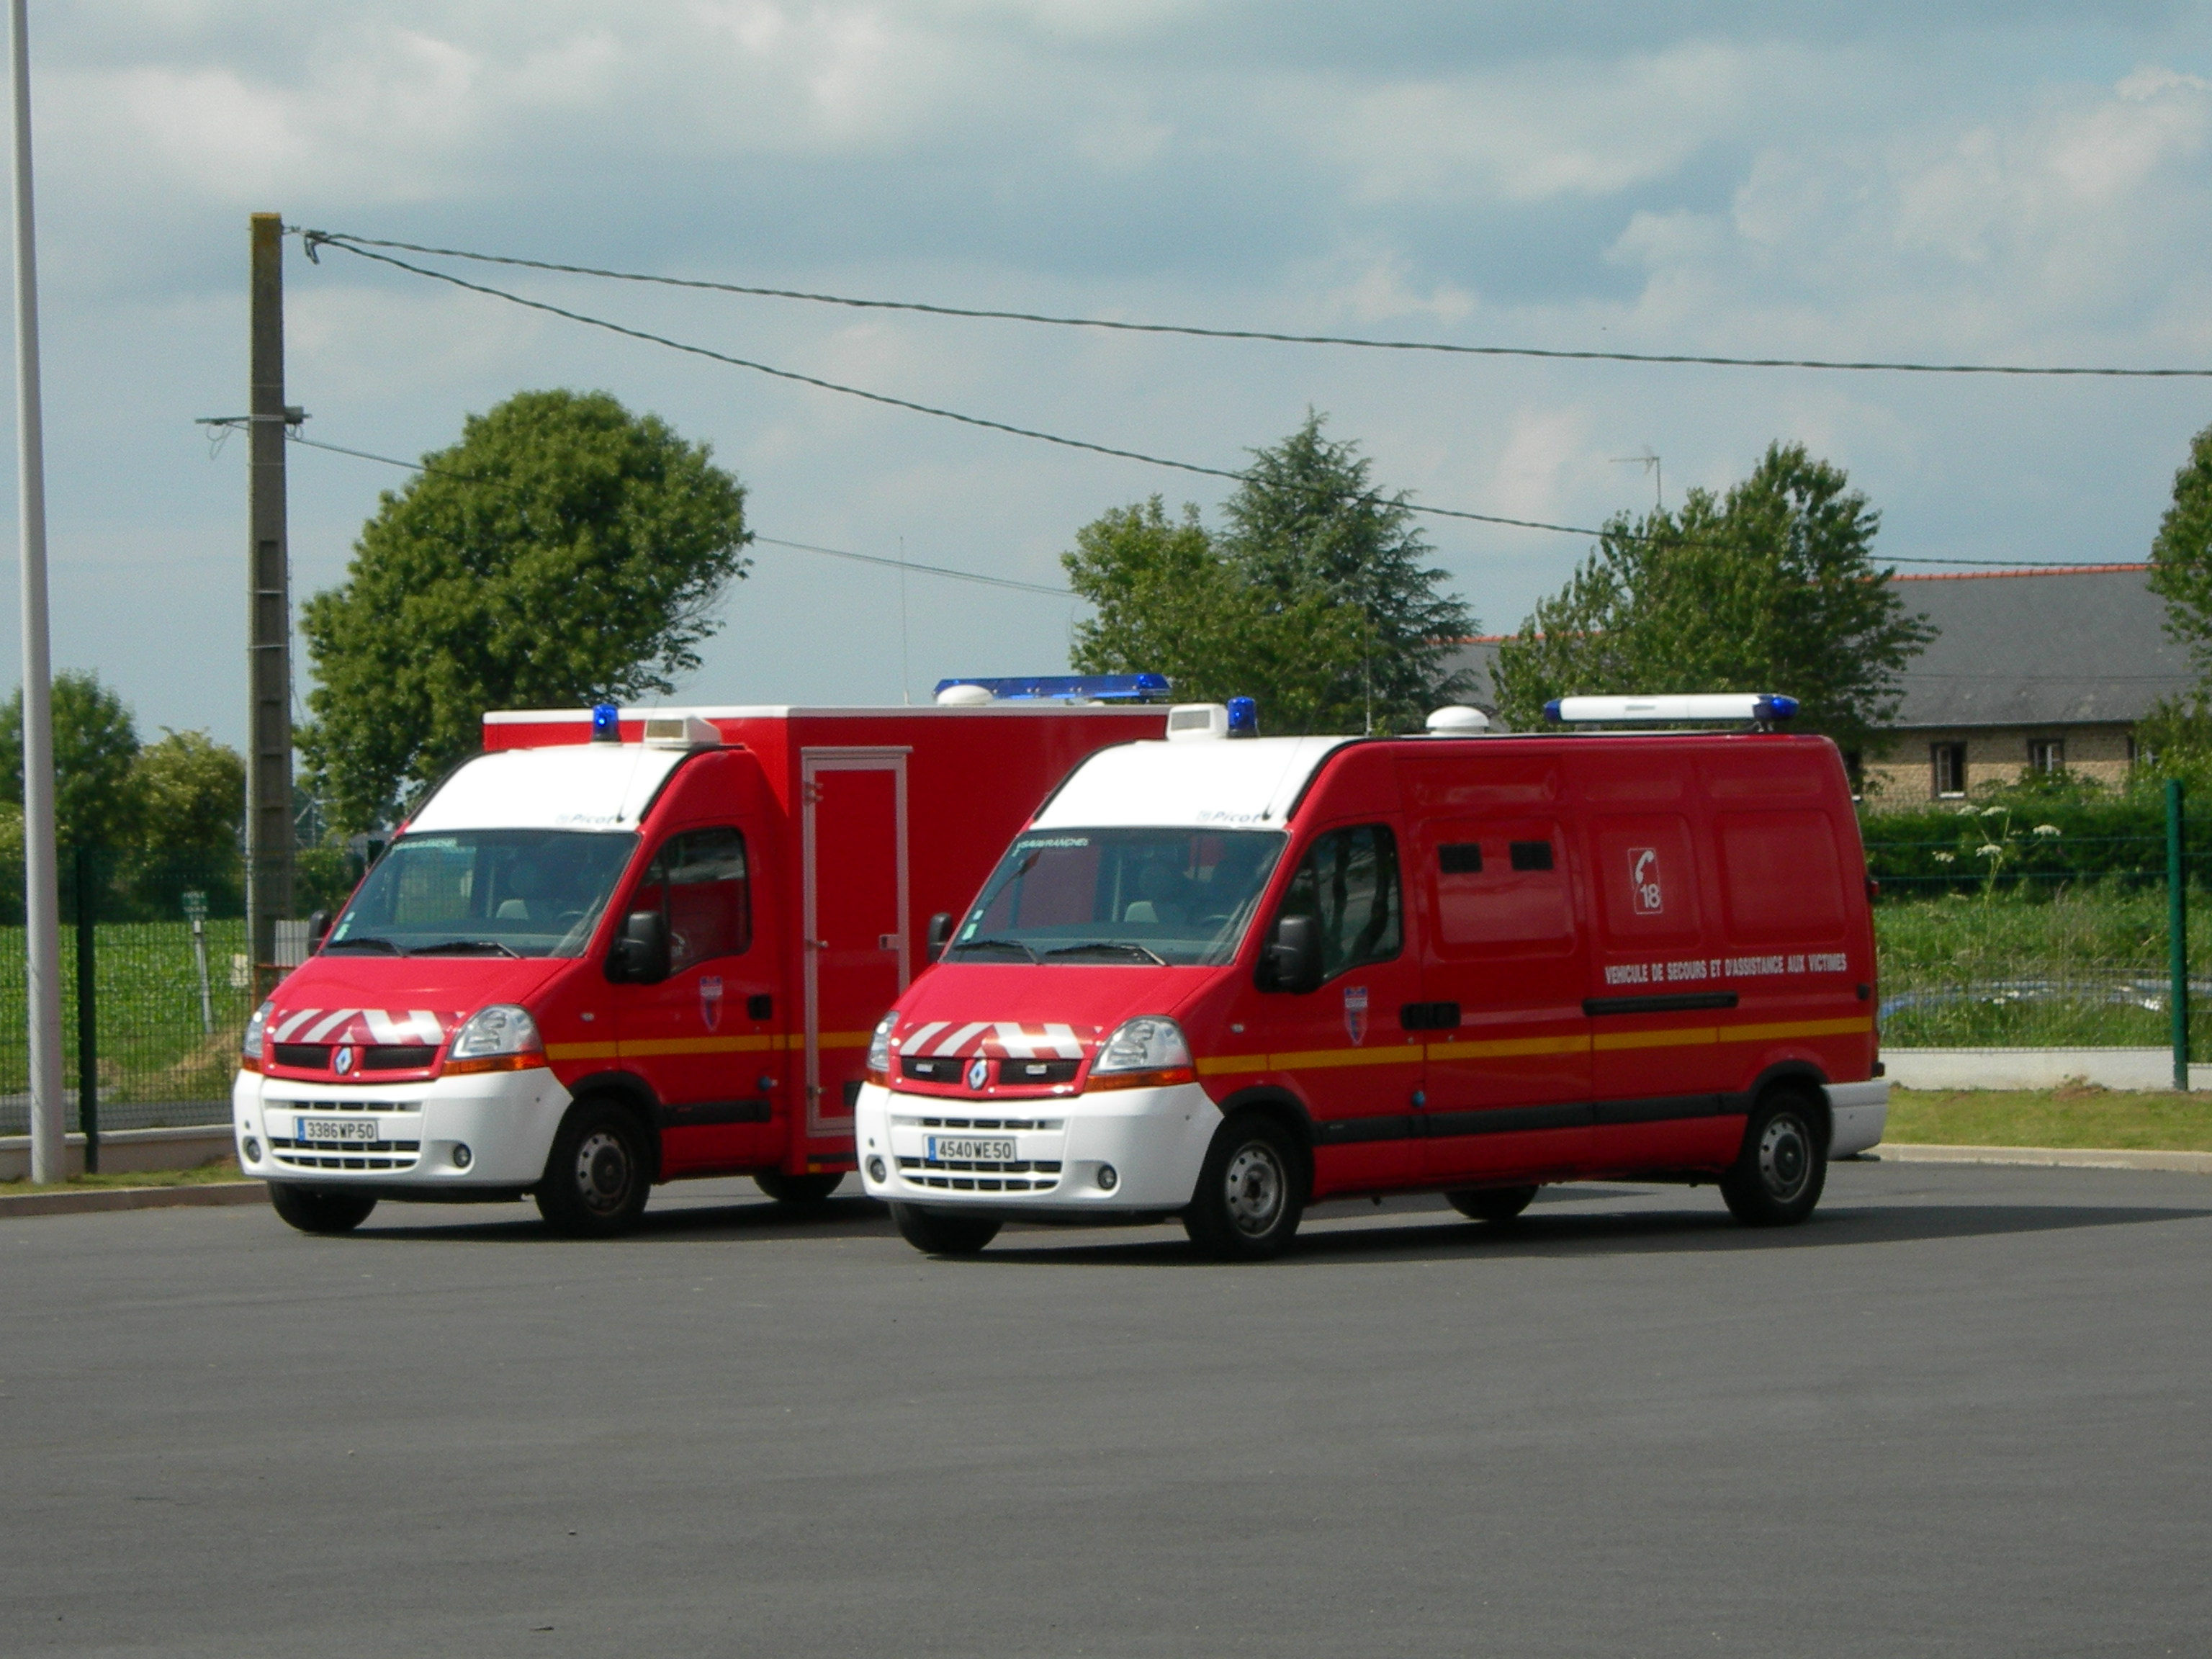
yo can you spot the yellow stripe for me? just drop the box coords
[1195,1053,1269,1077]
[1267,1044,1425,1072]
[1428,1034,1590,1061]
[1719,1015,1874,1043]
[544,1040,621,1062]
[818,1030,875,1050]
[1593,1026,1718,1053]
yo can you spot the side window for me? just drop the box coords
[640,828,750,973]
[1277,825,1401,981]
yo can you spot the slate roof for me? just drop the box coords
[1435,564,2197,732]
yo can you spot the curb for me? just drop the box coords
[0,1181,266,1220]
[1873,1143,2212,1175]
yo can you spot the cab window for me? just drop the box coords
[631,828,750,973]
[1277,824,1401,981]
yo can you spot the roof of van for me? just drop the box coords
[1035,737,1358,830]
[410,744,689,834]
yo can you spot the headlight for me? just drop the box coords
[240,999,272,1072]
[1087,1017,1196,1091]
[444,1005,547,1075]
[866,1012,898,1082]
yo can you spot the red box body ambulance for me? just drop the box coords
[233,699,1164,1236]
[855,709,1888,1258]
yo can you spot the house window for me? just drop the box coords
[1932,742,1967,799]
[2028,738,2065,775]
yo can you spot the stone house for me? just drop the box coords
[1437,563,2195,809]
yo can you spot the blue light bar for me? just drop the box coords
[1543,693,1799,725]
[590,702,622,742]
[932,673,1172,703]
[1226,696,1259,737]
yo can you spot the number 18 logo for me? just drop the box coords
[1629,848,1663,915]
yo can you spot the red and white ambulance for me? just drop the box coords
[233,685,1166,1236]
[855,693,1888,1259]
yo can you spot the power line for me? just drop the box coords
[298,228,2212,381]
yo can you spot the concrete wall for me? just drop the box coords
[1862,722,2133,811]
[0,1125,236,1182]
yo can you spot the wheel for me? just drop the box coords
[534,1099,653,1238]
[754,1169,843,1205]
[1720,1089,1827,1227]
[1182,1112,1305,1261]
[268,1184,377,1235]
[1446,1184,1537,1223]
[890,1202,1002,1256]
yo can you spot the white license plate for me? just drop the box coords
[297,1116,377,1143]
[927,1136,1017,1161]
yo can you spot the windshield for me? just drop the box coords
[952,827,1286,967]
[329,830,639,958]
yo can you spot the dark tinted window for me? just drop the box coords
[633,828,750,972]
[1438,843,1483,874]
[1277,825,1401,981]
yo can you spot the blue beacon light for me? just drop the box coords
[590,703,622,742]
[1226,696,1259,738]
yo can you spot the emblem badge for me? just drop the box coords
[1342,985,1369,1046]
[966,1056,991,1092]
[333,1045,356,1076]
[1629,848,1663,915]
[700,974,724,1032]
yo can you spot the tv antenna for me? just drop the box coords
[1611,448,1662,511]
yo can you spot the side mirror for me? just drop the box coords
[1262,914,1321,993]
[926,912,954,963]
[611,909,670,984]
[307,910,332,953]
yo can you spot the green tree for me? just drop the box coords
[2148,421,2212,670]
[1493,442,1932,757]
[300,389,751,831]
[1064,418,1475,734]
[132,729,245,855]
[0,669,143,850]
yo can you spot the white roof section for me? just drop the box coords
[408,745,689,833]
[1033,737,1357,830]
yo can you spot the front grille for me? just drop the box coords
[901,1055,963,1082]
[271,1043,438,1071]
[269,1137,421,1172]
[899,1056,1080,1087]
[998,1058,1079,1084]
[265,1100,420,1114]
[904,1115,1061,1131]
[896,1155,1063,1193]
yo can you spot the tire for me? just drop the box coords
[534,1099,654,1238]
[268,1184,377,1235]
[754,1169,843,1205]
[1720,1089,1827,1227]
[1182,1112,1305,1261]
[1446,1184,1537,1224]
[890,1202,1002,1256]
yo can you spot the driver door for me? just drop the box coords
[611,827,779,1177]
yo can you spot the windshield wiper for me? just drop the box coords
[410,939,521,958]
[1045,941,1169,966]
[323,935,402,955]
[945,937,1038,963]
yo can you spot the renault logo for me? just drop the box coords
[966,1056,990,1092]
[333,1046,356,1076]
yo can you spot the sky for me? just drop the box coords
[8,0,2212,747]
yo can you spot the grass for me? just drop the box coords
[0,1156,249,1193]
[1887,1085,2212,1152]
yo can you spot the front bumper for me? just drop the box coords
[1825,1079,1889,1158]
[233,1066,574,1188]
[854,1079,1220,1213]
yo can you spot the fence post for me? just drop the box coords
[2168,779,2188,1092]
[73,842,96,1172]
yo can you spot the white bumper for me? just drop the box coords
[854,1079,1221,1213]
[233,1066,574,1188]
[1825,1079,1889,1158]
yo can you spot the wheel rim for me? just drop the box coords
[573,1129,634,1215]
[1220,1141,1285,1237]
[1757,1111,1812,1202]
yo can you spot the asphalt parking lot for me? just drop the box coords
[4,1160,2208,1658]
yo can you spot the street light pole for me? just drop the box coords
[9,0,62,1183]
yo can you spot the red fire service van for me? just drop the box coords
[855,692,1889,1259]
[233,680,1168,1237]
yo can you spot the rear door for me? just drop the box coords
[801,749,909,1147]
[1415,815,1593,1182]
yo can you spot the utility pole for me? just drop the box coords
[246,213,295,997]
[11,0,62,1183]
